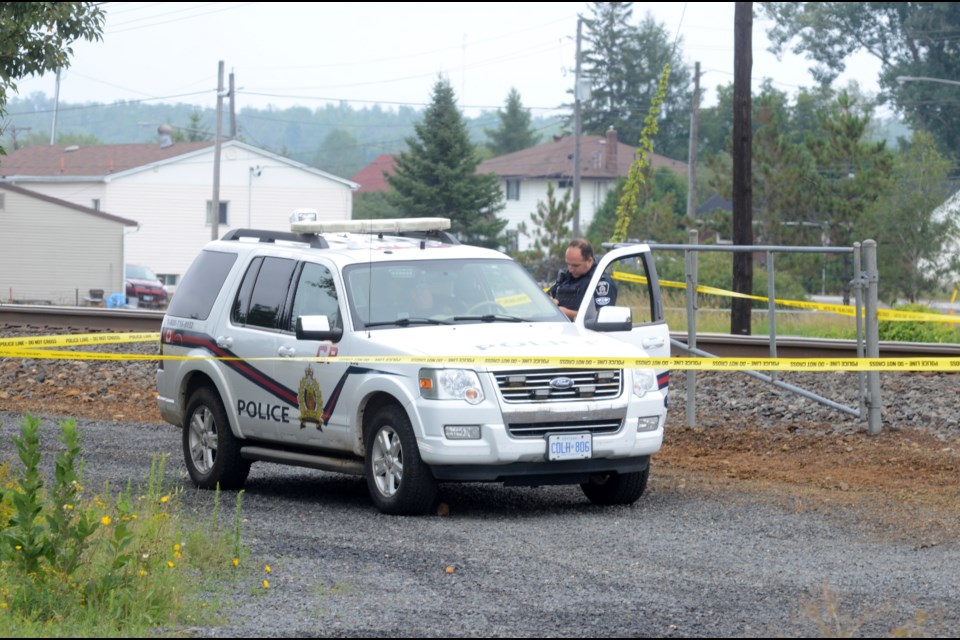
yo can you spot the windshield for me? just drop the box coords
[126,264,158,281]
[343,258,564,329]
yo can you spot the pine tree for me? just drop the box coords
[516,182,576,282]
[484,88,542,156]
[387,77,506,247]
[578,5,692,159]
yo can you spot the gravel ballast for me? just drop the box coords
[1,331,959,636]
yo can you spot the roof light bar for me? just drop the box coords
[291,217,452,234]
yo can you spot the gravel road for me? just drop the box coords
[1,410,957,638]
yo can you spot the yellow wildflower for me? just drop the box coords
[101,515,112,526]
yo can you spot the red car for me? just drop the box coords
[125,264,168,308]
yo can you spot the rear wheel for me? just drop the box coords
[183,387,250,490]
[580,466,649,506]
[364,405,437,515]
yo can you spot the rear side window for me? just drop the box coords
[165,250,237,320]
[231,256,297,329]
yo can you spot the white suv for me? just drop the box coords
[156,217,670,514]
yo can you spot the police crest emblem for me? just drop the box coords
[298,365,323,430]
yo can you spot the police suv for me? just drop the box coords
[156,216,670,515]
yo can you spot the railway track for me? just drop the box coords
[3,303,960,359]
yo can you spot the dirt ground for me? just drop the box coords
[1,375,958,547]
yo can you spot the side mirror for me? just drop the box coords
[586,305,632,332]
[296,315,343,342]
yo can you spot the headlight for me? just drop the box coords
[632,368,657,398]
[419,369,485,404]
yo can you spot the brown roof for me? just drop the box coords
[0,142,214,178]
[0,182,137,226]
[350,154,397,194]
[477,129,686,180]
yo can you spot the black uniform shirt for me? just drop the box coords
[548,263,618,315]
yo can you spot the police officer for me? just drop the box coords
[547,238,617,320]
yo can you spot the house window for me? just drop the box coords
[91,198,100,211]
[558,179,573,190]
[506,179,521,201]
[206,200,229,225]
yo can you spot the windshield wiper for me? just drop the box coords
[364,317,452,328]
[452,314,527,323]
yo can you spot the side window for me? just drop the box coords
[289,262,340,332]
[231,257,296,330]
[166,250,237,320]
[600,255,655,324]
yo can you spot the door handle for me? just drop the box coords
[216,336,233,349]
[642,337,665,349]
[277,346,297,357]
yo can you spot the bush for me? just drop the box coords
[0,415,249,636]
[878,304,960,343]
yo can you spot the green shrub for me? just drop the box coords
[0,414,250,636]
[879,304,960,343]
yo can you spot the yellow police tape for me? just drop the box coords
[1,331,960,371]
[612,271,960,324]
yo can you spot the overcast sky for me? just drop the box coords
[10,2,883,117]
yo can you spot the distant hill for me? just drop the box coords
[1,93,565,179]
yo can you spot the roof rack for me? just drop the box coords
[221,228,330,249]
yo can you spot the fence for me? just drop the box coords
[612,231,883,434]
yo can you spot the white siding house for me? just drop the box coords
[0,183,136,304]
[0,139,357,286]
[477,129,686,251]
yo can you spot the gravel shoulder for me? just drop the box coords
[1,334,959,636]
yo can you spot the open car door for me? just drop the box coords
[573,244,671,389]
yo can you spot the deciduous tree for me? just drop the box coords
[0,2,105,152]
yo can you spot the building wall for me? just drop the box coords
[498,178,611,252]
[0,189,125,304]
[5,145,356,284]
[111,147,354,281]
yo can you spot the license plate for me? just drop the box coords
[143,295,153,301]
[547,433,592,461]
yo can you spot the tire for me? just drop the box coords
[364,404,437,515]
[183,387,251,490]
[580,466,649,506]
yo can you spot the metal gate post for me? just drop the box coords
[863,240,883,434]
[685,229,699,428]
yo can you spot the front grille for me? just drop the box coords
[507,418,623,438]
[494,368,622,403]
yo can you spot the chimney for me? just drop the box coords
[158,124,174,149]
[605,126,618,172]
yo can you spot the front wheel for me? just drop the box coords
[580,466,649,506]
[364,405,437,515]
[183,387,250,490]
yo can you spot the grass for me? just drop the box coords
[0,414,253,637]
[661,290,860,339]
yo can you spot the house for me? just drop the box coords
[477,128,687,251]
[351,154,397,194]
[0,135,358,288]
[0,183,137,304]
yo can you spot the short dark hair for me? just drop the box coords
[568,238,594,261]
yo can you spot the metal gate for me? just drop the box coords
[613,231,883,434]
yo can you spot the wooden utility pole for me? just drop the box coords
[573,16,583,238]
[211,61,225,241]
[687,61,700,220]
[731,2,754,335]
